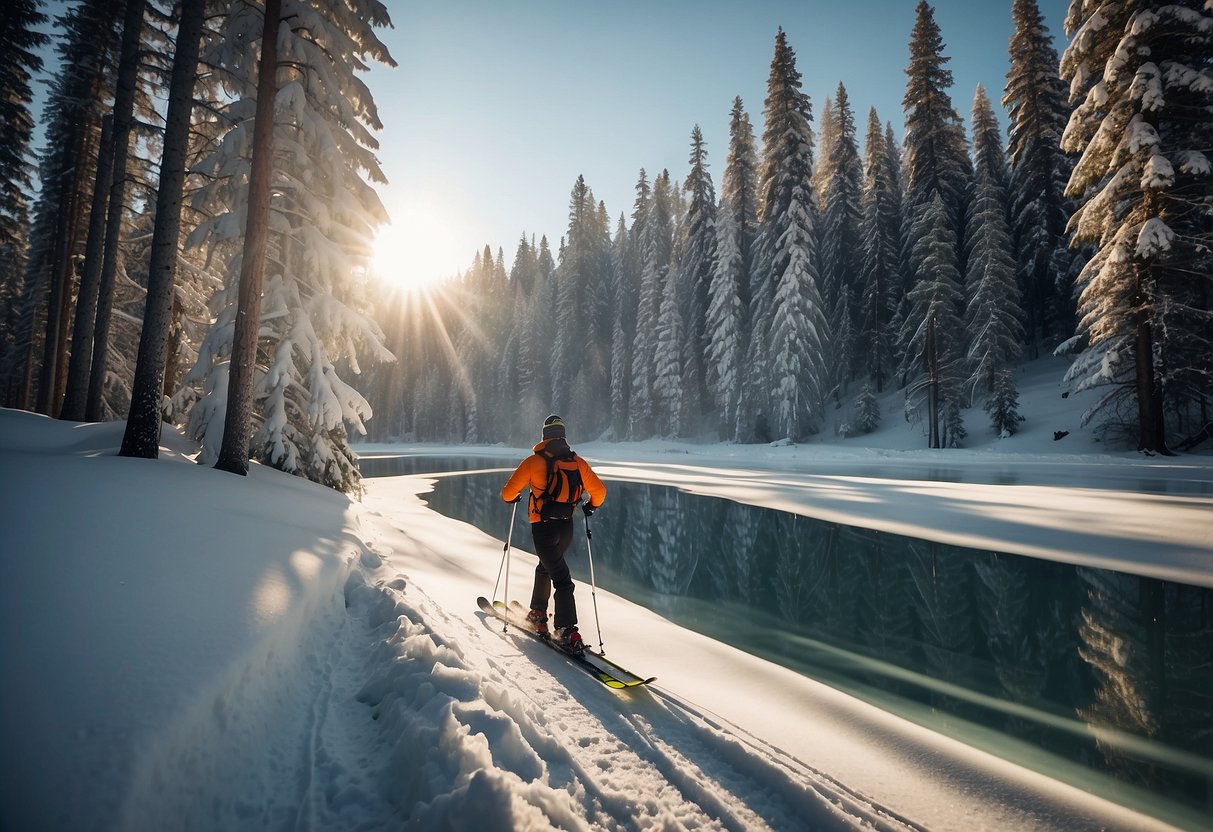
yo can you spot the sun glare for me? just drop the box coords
[371,200,462,293]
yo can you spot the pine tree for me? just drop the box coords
[0,0,47,407]
[900,192,966,448]
[858,108,902,393]
[851,384,881,435]
[720,97,759,288]
[120,0,207,458]
[705,201,745,438]
[1004,0,1076,353]
[985,368,1024,437]
[79,0,148,421]
[511,234,546,438]
[211,0,283,477]
[187,0,396,490]
[819,82,864,395]
[812,96,836,204]
[1060,1,1212,453]
[630,170,673,438]
[965,86,1023,435]
[8,0,120,414]
[653,266,684,437]
[676,125,717,436]
[752,28,828,440]
[608,215,634,438]
[553,175,594,417]
[716,96,759,438]
[902,1,972,256]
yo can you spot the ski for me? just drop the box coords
[476,596,655,689]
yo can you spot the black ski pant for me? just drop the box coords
[529,518,576,630]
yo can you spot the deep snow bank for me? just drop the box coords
[0,410,360,830]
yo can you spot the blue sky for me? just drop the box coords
[28,1,1069,288]
[367,0,1068,287]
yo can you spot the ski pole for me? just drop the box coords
[583,504,605,654]
[492,501,518,631]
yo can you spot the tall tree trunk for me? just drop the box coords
[61,114,115,421]
[214,0,281,477]
[35,168,83,416]
[162,298,182,404]
[120,0,205,458]
[926,311,940,449]
[85,0,147,422]
[1135,316,1169,454]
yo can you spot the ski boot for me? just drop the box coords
[525,608,549,636]
[555,626,584,654]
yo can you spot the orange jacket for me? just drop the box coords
[501,439,607,523]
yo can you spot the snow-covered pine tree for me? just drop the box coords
[900,192,966,448]
[184,0,396,491]
[454,246,500,442]
[985,368,1023,437]
[677,125,718,436]
[0,0,47,407]
[653,265,684,438]
[531,235,557,427]
[819,81,864,397]
[705,199,745,439]
[1060,0,1212,453]
[589,199,614,435]
[902,1,973,265]
[965,85,1024,436]
[483,246,512,440]
[858,108,903,393]
[553,180,611,436]
[510,234,547,440]
[721,97,760,288]
[717,97,759,436]
[608,215,634,438]
[630,170,674,439]
[752,28,829,441]
[553,176,594,418]
[812,96,836,204]
[1004,0,1077,353]
[851,384,881,435]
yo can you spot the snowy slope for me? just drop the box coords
[0,405,1201,831]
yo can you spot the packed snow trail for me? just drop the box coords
[104,543,917,830]
[342,569,924,830]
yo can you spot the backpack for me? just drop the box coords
[534,448,584,521]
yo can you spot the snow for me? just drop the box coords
[3,376,1210,829]
[1136,217,1176,258]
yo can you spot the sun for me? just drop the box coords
[370,200,463,292]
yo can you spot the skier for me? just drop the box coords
[501,415,606,652]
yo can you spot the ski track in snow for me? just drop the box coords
[109,543,911,830]
[337,565,918,831]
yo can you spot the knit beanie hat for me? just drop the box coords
[542,414,566,439]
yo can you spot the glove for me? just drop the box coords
[581,502,596,517]
[507,494,522,504]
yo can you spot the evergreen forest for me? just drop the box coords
[1,0,1209,493]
